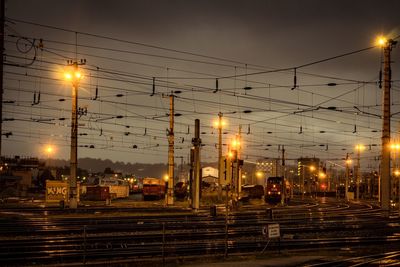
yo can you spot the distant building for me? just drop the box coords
[0,156,42,196]
[254,159,281,185]
[202,166,218,185]
[297,157,320,194]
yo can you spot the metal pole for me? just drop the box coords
[167,94,174,205]
[345,154,349,201]
[69,63,78,209]
[381,39,397,215]
[224,156,228,258]
[83,225,86,265]
[189,148,194,205]
[237,127,242,195]
[302,165,305,199]
[236,151,240,198]
[192,119,201,210]
[218,112,222,200]
[398,175,400,216]
[281,146,285,205]
[378,165,381,203]
[0,0,4,158]
[307,168,311,197]
[231,159,234,200]
[162,222,165,266]
[224,213,228,258]
[356,149,360,201]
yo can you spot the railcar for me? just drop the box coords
[142,177,166,200]
[264,176,289,204]
[242,184,264,199]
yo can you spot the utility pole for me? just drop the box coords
[237,126,242,195]
[302,165,305,199]
[345,153,350,201]
[191,119,201,210]
[67,59,85,209]
[70,62,78,209]
[381,39,397,215]
[0,0,5,158]
[356,149,361,201]
[167,94,175,205]
[281,145,285,177]
[217,112,223,200]
[281,145,286,204]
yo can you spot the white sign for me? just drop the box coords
[264,223,279,239]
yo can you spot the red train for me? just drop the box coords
[142,178,165,200]
[264,176,290,204]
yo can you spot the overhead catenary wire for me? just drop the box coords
[2,18,391,165]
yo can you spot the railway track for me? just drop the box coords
[0,198,398,266]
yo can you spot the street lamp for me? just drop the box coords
[345,155,352,201]
[213,113,226,200]
[376,36,388,47]
[64,61,84,209]
[376,36,397,215]
[163,174,169,202]
[355,144,365,201]
[230,137,241,198]
[163,174,169,182]
[308,165,317,197]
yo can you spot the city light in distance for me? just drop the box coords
[355,144,365,151]
[44,145,55,157]
[46,146,53,154]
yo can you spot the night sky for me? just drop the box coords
[3,0,400,168]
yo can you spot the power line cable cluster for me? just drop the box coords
[2,17,399,168]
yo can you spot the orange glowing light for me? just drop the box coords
[376,36,387,47]
[355,144,365,151]
[64,72,72,80]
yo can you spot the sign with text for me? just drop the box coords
[46,180,69,202]
[262,223,280,239]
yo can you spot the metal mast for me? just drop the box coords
[381,39,397,215]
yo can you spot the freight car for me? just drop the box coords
[142,177,166,200]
